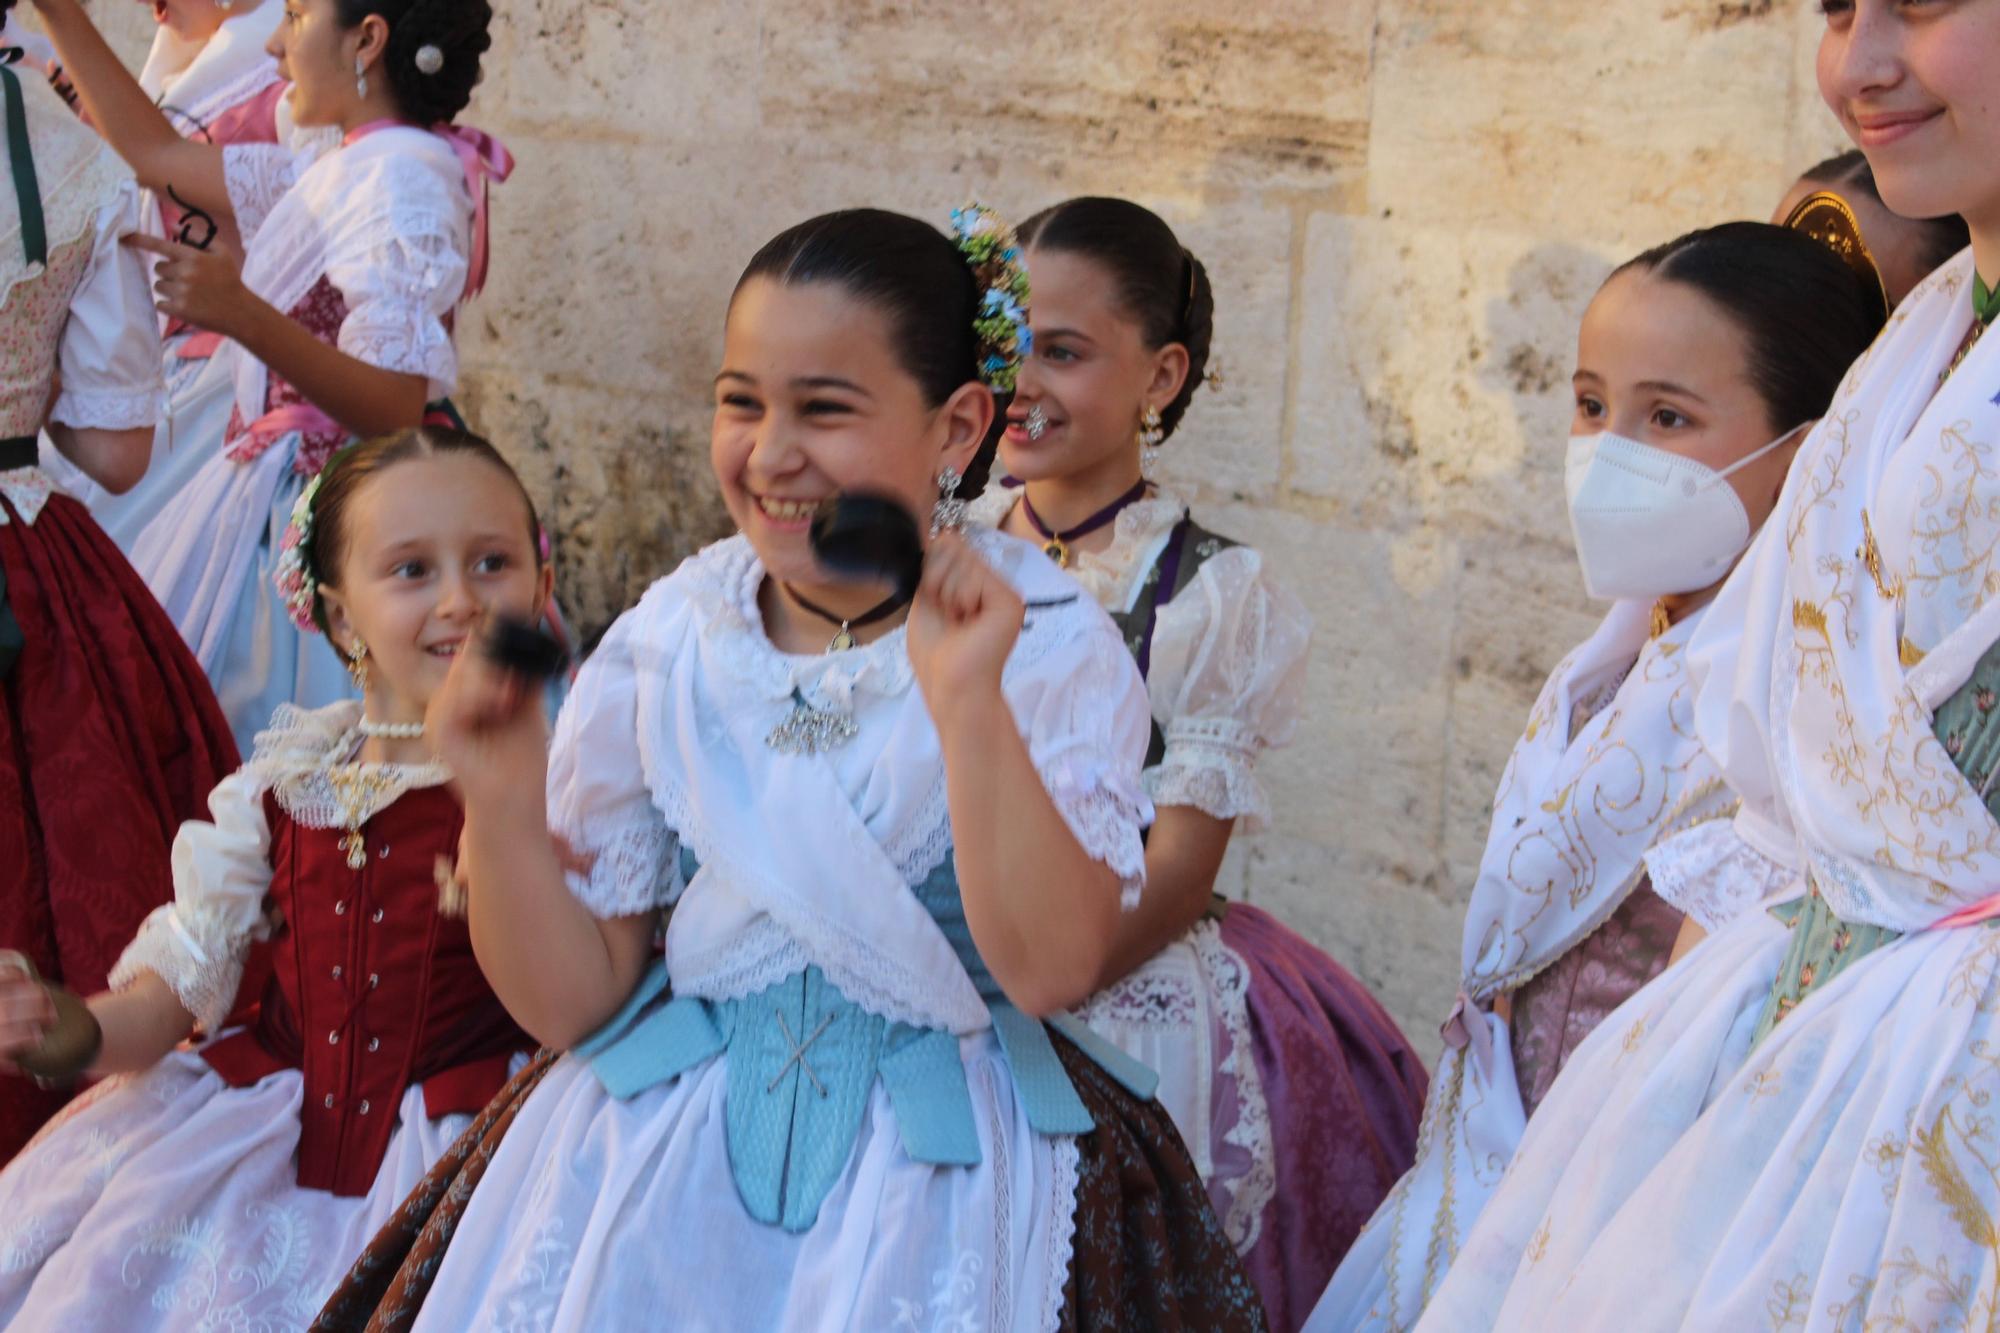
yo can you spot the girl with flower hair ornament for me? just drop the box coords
[312,206,1265,1333]
[22,0,514,752]
[0,425,548,1332]
[973,195,1428,1330]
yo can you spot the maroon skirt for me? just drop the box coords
[0,489,238,1159]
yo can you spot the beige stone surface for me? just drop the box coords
[91,1,1863,1061]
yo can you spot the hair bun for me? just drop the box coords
[1783,190,1890,319]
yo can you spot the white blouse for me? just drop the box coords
[546,529,1154,1032]
[971,486,1311,830]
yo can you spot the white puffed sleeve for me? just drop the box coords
[548,607,682,920]
[108,768,273,1033]
[1004,600,1155,909]
[222,141,312,247]
[325,155,466,398]
[1144,546,1311,830]
[47,182,163,430]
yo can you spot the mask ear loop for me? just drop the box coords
[1710,421,1810,484]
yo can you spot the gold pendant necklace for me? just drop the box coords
[1042,537,1070,568]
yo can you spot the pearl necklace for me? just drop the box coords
[357,716,425,739]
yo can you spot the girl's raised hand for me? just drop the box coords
[123,233,252,339]
[0,954,55,1077]
[906,530,1023,724]
[426,629,550,813]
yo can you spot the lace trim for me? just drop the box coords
[1190,920,1277,1255]
[1645,819,1799,934]
[1148,717,1270,828]
[1042,1133,1082,1333]
[1079,962,1202,1027]
[246,701,451,827]
[109,903,253,1034]
[1041,747,1150,909]
[555,814,680,919]
[969,487,1189,610]
[336,230,467,387]
[223,142,305,246]
[50,382,163,431]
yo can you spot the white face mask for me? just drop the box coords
[1563,424,1804,600]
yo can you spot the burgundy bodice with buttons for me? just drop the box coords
[200,784,528,1197]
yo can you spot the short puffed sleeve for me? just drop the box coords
[1145,546,1311,830]
[108,768,274,1033]
[325,149,467,397]
[548,604,683,919]
[987,536,1154,908]
[48,182,162,430]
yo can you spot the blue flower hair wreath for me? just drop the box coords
[950,203,1032,395]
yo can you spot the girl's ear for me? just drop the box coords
[936,380,996,479]
[1144,342,1191,419]
[318,585,357,655]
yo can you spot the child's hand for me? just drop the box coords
[906,531,1022,729]
[0,953,55,1077]
[426,633,549,814]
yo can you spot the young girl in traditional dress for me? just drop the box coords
[313,207,1265,1332]
[1308,220,1887,1333]
[0,0,238,1161]
[1413,2,2000,1326]
[969,195,1427,1331]
[25,0,510,749]
[45,0,291,544]
[0,426,547,1331]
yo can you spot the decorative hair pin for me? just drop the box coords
[414,44,445,76]
[950,203,1032,394]
[275,447,356,632]
[1783,190,1889,319]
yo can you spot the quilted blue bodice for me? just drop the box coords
[575,856,1156,1232]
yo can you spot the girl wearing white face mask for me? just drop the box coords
[1308,219,1886,1333]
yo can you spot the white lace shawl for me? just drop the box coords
[108,702,449,1032]
[547,529,1154,1033]
[217,125,469,426]
[969,486,1310,829]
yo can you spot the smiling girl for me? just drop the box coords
[0,427,547,1331]
[1414,0,2000,1326]
[23,0,509,750]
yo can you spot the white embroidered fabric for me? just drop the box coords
[247,701,451,829]
[1147,545,1311,830]
[43,187,164,436]
[221,141,312,248]
[1644,818,1800,934]
[107,768,272,1034]
[330,224,465,394]
[1189,920,1277,1253]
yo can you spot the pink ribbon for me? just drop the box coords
[1930,894,2000,931]
[1439,989,1494,1071]
[343,119,513,301]
[223,402,344,468]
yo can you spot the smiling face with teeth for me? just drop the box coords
[714,276,992,631]
[315,452,551,728]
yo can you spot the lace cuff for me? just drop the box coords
[50,383,165,431]
[557,813,683,920]
[1644,820,1799,934]
[1042,745,1151,910]
[108,904,253,1034]
[338,300,459,391]
[1147,717,1271,829]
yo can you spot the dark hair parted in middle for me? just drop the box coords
[1615,221,1888,437]
[304,425,543,637]
[733,208,1007,499]
[333,0,494,125]
[1017,197,1214,442]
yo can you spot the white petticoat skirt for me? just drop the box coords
[408,1032,1083,1333]
[1418,905,2000,1331]
[0,1049,479,1332]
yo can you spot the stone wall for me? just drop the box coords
[98,0,1850,1060]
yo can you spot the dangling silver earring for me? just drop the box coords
[355,56,368,100]
[930,465,966,537]
[1138,406,1165,480]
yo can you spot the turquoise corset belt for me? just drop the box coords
[575,860,1157,1232]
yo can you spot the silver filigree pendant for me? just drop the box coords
[765,688,858,755]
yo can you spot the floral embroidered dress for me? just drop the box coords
[44,0,289,547]
[1309,598,1793,1333]
[314,529,1267,1332]
[973,486,1428,1331]
[1418,251,2000,1332]
[0,63,237,1160]
[0,702,531,1331]
[127,117,505,750]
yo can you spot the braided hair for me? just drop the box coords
[334,0,492,125]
